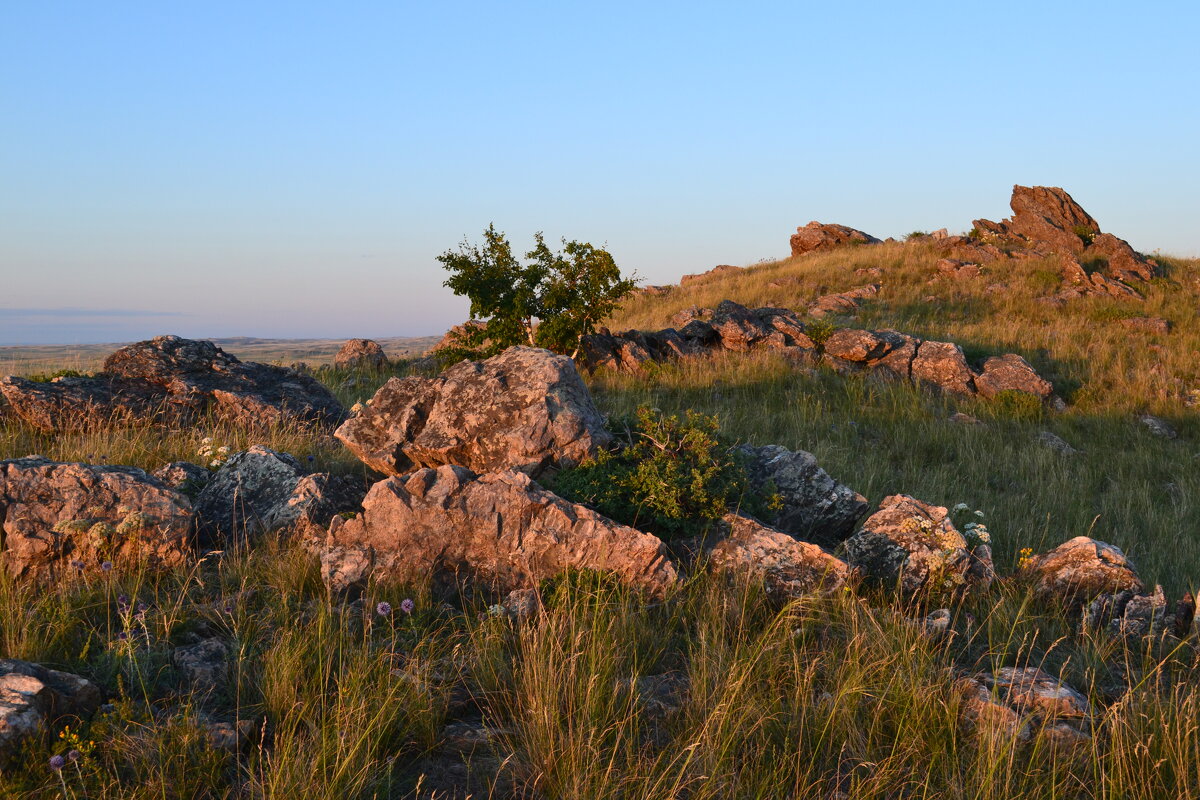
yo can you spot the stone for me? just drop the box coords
[1022,536,1143,603]
[173,638,228,694]
[431,320,489,359]
[680,264,745,286]
[0,660,101,759]
[974,354,1054,400]
[0,457,192,580]
[705,513,851,598]
[708,301,775,351]
[205,719,257,753]
[152,461,212,495]
[1,336,345,433]
[321,465,677,597]
[192,446,364,547]
[910,341,975,396]
[1137,413,1177,439]
[335,347,610,478]
[1036,431,1079,455]
[949,412,982,425]
[334,338,388,370]
[843,495,991,595]
[958,667,1090,744]
[808,284,880,317]
[936,259,981,279]
[1120,317,1171,335]
[790,222,880,258]
[1086,585,1169,638]
[734,444,867,546]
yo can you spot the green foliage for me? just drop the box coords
[805,318,837,350]
[1088,303,1143,322]
[1072,224,1097,245]
[25,368,88,383]
[904,230,929,241]
[552,406,767,540]
[438,224,638,359]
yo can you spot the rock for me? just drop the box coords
[936,259,981,279]
[680,264,745,286]
[501,588,542,620]
[705,513,851,598]
[1137,413,1177,439]
[334,339,388,370]
[0,660,101,759]
[1036,431,1079,455]
[1,336,345,433]
[321,466,677,597]
[843,495,991,595]
[336,347,610,478]
[911,341,975,396]
[152,461,211,495]
[949,412,982,425]
[173,638,228,694]
[192,446,363,547]
[790,222,880,257]
[1120,316,1171,335]
[708,301,775,351]
[974,354,1054,400]
[625,672,688,721]
[0,457,192,580]
[205,719,257,753]
[734,444,867,546]
[808,284,880,317]
[1022,536,1143,603]
[432,321,489,359]
[1086,585,1169,638]
[958,667,1090,744]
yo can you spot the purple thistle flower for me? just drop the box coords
[400,598,415,615]
[307,455,315,463]
[49,755,66,771]
[224,605,234,615]
[117,594,129,608]
[67,749,81,762]
[117,631,128,641]
[101,561,113,572]
[71,560,85,570]
[375,601,392,616]
[136,601,148,615]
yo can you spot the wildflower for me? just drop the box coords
[101,561,113,572]
[49,755,66,771]
[118,631,128,641]
[70,560,85,570]
[117,594,129,610]
[974,510,985,518]
[136,601,148,616]
[307,455,315,463]
[67,749,81,762]
[210,459,222,467]
[201,437,212,444]
[953,503,970,513]
[400,598,415,615]
[487,604,505,617]
[376,601,392,616]
[217,445,230,454]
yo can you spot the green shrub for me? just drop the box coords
[552,407,770,540]
[1072,224,1097,245]
[25,368,87,383]
[805,318,837,350]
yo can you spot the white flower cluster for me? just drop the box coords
[197,437,232,469]
[964,521,990,545]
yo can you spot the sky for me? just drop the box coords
[2,1,1198,345]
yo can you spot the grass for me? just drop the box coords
[0,239,1198,796]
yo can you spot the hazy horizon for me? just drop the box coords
[4,1,1198,345]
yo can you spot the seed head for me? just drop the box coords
[400,598,415,615]
[49,755,66,771]
[376,601,392,616]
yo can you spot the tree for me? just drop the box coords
[437,224,638,359]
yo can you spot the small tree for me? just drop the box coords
[438,224,637,359]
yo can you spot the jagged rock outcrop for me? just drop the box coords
[790,222,881,257]
[957,667,1091,745]
[1021,537,1142,603]
[0,660,101,759]
[320,465,678,597]
[705,513,851,598]
[0,457,192,580]
[192,446,364,547]
[152,461,212,494]
[334,339,388,370]
[735,444,867,547]
[843,495,993,595]
[336,347,610,478]
[582,301,1057,403]
[0,336,345,433]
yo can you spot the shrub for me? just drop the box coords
[552,407,771,540]
[25,369,88,383]
[805,318,837,350]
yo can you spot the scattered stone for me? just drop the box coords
[1120,316,1170,335]
[152,461,212,495]
[1086,585,1169,638]
[336,347,609,478]
[173,638,228,694]
[334,339,389,370]
[680,264,745,286]
[0,660,101,760]
[734,444,867,546]
[0,336,345,433]
[205,719,257,753]
[1036,431,1079,455]
[501,588,542,620]
[705,513,852,598]
[1137,413,1177,439]
[808,284,880,317]
[974,354,1055,400]
[958,667,1090,744]
[321,466,678,597]
[949,412,982,425]
[192,446,364,547]
[936,259,981,279]
[1021,536,1143,603]
[790,222,881,257]
[843,495,991,595]
[0,457,192,580]
[626,672,688,720]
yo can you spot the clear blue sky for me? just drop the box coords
[2,1,1197,344]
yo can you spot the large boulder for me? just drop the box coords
[735,444,867,547]
[320,465,677,597]
[705,513,851,598]
[0,336,346,433]
[973,354,1054,400]
[790,222,880,258]
[1021,537,1142,603]
[0,457,192,580]
[910,341,975,396]
[336,347,610,478]
[334,339,388,370]
[957,667,1091,745]
[192,446,364,547]
[0,660,101,760]
[843,495,992,595]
